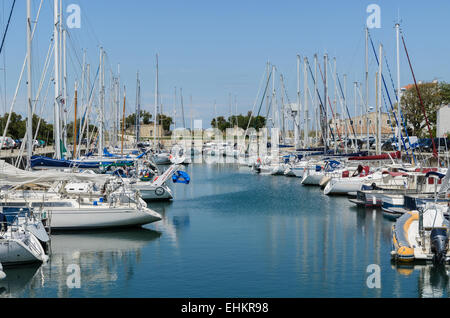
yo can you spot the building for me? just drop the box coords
[126,123,164,139]
[437,104,450,137]
[330,112,392,138]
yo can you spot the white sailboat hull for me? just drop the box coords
[47,207,161,230]
[323,179,364,195]
[301,172,324,185]
[0,233,47,265]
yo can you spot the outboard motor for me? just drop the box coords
[430,228,449,265]
[0,262,5,280]
[0,213,7,233]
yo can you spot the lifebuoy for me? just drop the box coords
[155,187,165,196]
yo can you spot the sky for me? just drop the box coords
[1,0,450,130]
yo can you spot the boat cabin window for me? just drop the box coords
[31,202,73,208]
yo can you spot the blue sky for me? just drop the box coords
[1,0,450,129]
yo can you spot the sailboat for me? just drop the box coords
[0,160,162,230]
[0,208,48,265]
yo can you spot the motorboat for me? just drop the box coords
[391,203,450,264]
[350,170,444,208]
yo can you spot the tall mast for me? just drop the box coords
[154,54,158,149]
[395,23,401,151]
[85,63,90,145]
[180,88,186,129]
[73,82,78,159]
[303,57,309,147]
[314,54,318,147]
[190,95,193,131]
[135,71,140,144]
[26,0,32,169]
[266,61,270,119]
[344,74,349,152]
[333,57,338,153]
[121,86,126,156]
[99,47,104,159]
[323,54,328,152]
[271,65,276,131]
[354,81,358,150]
[296,55,300,149]
[117,64,121,147]
[173,87,177,129]
[62,25,68,154]
[280,75,285,142]
[377,44,383,155]
[365,27,370,152]
[53,0,61,159]
[228,93,232,124]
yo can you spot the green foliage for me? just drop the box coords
[211,111,266,132]
[125,110,152,130]
[401,81,450,138]
[156,114,173,134]
[0,112,53,143]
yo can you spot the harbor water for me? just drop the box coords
[1,163,448,298]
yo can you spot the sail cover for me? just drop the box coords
[0,160,109,186]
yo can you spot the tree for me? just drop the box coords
[0,112,55,144]
[156,114,173,134]
[211,111,266,132]
[125,111,152,130]
[400,81,449,137]
[211,116,230,131]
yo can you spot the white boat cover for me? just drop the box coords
[0,160,109,187]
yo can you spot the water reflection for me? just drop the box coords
[1,228,161,297]
[393,263,450,298]
[0,264,41,298]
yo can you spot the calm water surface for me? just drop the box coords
[1,163,449,298]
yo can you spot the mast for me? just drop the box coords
[26,0,32,169]
[73,82,78,159]
[117,64,121,147]
[271,65,276,134]
[344,74,349,152]
[154,54,158,149]
[323,54,328,152]
[365,27,370,152]
[395,23,401,151]
[333,57,338,153]
[173,87,177,129]
[280,75,285,142]
[377,44,383,155]
[314,54,318,147]
[121,86,126,156]
[99,47,104,159]
[53,0,61,159]
[266,61,270,120]
[62,26,68,153]
[190,95,193,131]
[375,71,379,154]
[135,71,140,144]
[354,81,358,150]
[296,55,300,149]
[180,88,186,129]
[303,57,309,147]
